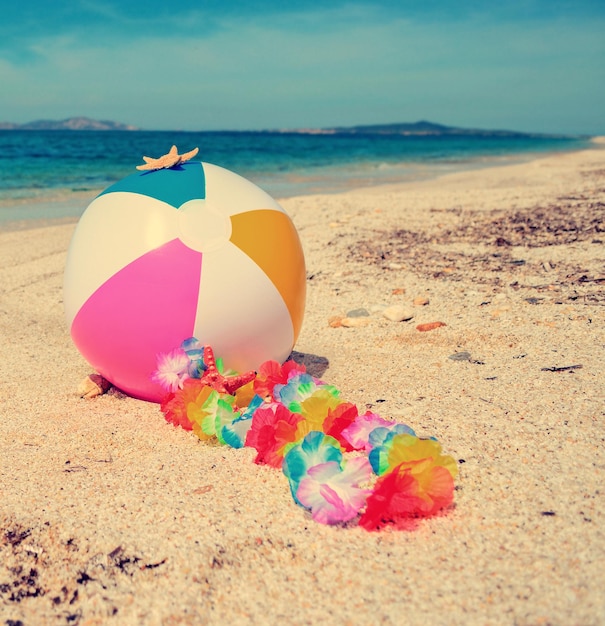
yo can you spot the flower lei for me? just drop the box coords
[153,338,458,530]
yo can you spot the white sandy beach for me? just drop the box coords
[1,145,604,625]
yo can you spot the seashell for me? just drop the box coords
[413,296,430,306]
[328,316,344,328]
[382,306,413,322]
[416,321,446,332]
[78,374,112,399]
[341,316,370,328]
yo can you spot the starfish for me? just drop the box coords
[136,145,199,171]
[198,346,256,395]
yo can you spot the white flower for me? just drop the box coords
[152,348,190,392]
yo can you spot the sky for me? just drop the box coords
[1,1,604,134]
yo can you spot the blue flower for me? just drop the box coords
[181,337,206,378]
[282,431,343,503]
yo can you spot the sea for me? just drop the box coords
[0,129,592,225]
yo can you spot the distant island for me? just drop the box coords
[289,120,539,138]
[0,116,558,137]
[0,116,139,131]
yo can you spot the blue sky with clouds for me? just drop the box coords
[1,1,604,134]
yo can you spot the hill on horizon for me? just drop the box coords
[0,116,139,131]
[0,116,566,137]
[317,120,539,137]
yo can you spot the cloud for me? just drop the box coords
[1,3,603,132]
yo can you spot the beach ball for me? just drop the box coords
[64,159,306,403]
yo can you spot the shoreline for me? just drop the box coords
[1,138,602,232]
[1,143,604,624]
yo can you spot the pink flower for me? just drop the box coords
[296,458,372,525]
[152,348,190,393]
[244,403,303,468]
[340,412,394,451]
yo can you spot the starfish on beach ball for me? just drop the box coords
[198,346,256,395]
[136,145,199,171]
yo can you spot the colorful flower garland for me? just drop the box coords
[153,338,458,530]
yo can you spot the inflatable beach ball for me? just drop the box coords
[64,158,306,403]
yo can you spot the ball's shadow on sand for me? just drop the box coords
[290,351,330,379]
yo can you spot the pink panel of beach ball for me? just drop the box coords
[70,238,202,402]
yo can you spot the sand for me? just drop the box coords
[1,145,604,625]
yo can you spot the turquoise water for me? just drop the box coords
[0,129,591,223]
